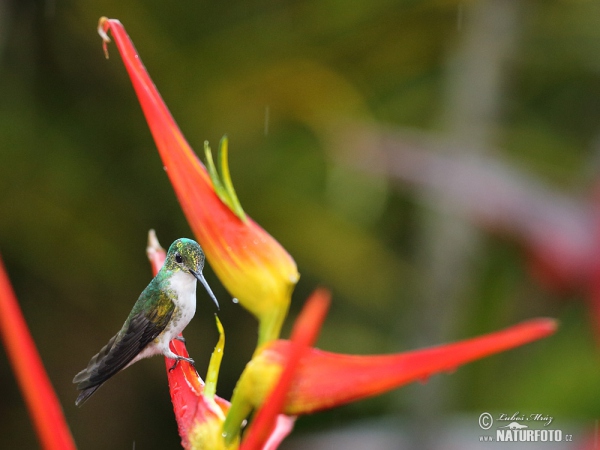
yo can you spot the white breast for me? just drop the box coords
[160,271,197,343]
[126,271,199,366]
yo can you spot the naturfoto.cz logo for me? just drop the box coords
[478,412,573,443]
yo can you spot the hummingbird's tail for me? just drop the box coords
[73,309,173,406]
[75,384,103,407]
[72,332,121,407]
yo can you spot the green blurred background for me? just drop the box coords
[1,0,599,448]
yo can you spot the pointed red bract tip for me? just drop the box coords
[269,317,558,415]
[0,255,76,450]
[239,317,557,417]
[241,288,331,450]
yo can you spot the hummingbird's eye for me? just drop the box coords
[175,253,183,264]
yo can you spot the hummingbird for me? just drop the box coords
[73,238,219,406]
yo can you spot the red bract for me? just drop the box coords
[98,18,299,346]
[165,337,233,449]
[0,255,76,450]
[226,316,556,435]
[281,318,556,414]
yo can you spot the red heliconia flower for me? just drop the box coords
[96,20,560,449]
[98,18,299,346]
[225,309,556,442]
[0,254,76,450]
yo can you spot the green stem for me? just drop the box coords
[222,388,253,445]
[257,305,289,349]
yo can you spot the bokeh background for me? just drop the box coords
[1,0,599,448]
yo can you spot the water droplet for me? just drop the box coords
[221,432,228,438]
[163,166,168,172]
[232,298,239,304]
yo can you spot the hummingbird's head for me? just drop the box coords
[166,238,219,309]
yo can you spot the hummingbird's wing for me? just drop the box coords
[73,294,175,406]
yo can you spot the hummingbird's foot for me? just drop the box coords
[174,336,186,343]
[169,356,195,372]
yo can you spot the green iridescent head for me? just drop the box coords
[165,238,219,309]
[165,238,205,273]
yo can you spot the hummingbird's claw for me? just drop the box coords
[169,356,195,372]
[174,336,186,343]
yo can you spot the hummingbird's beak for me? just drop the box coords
[191,270,220,310]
